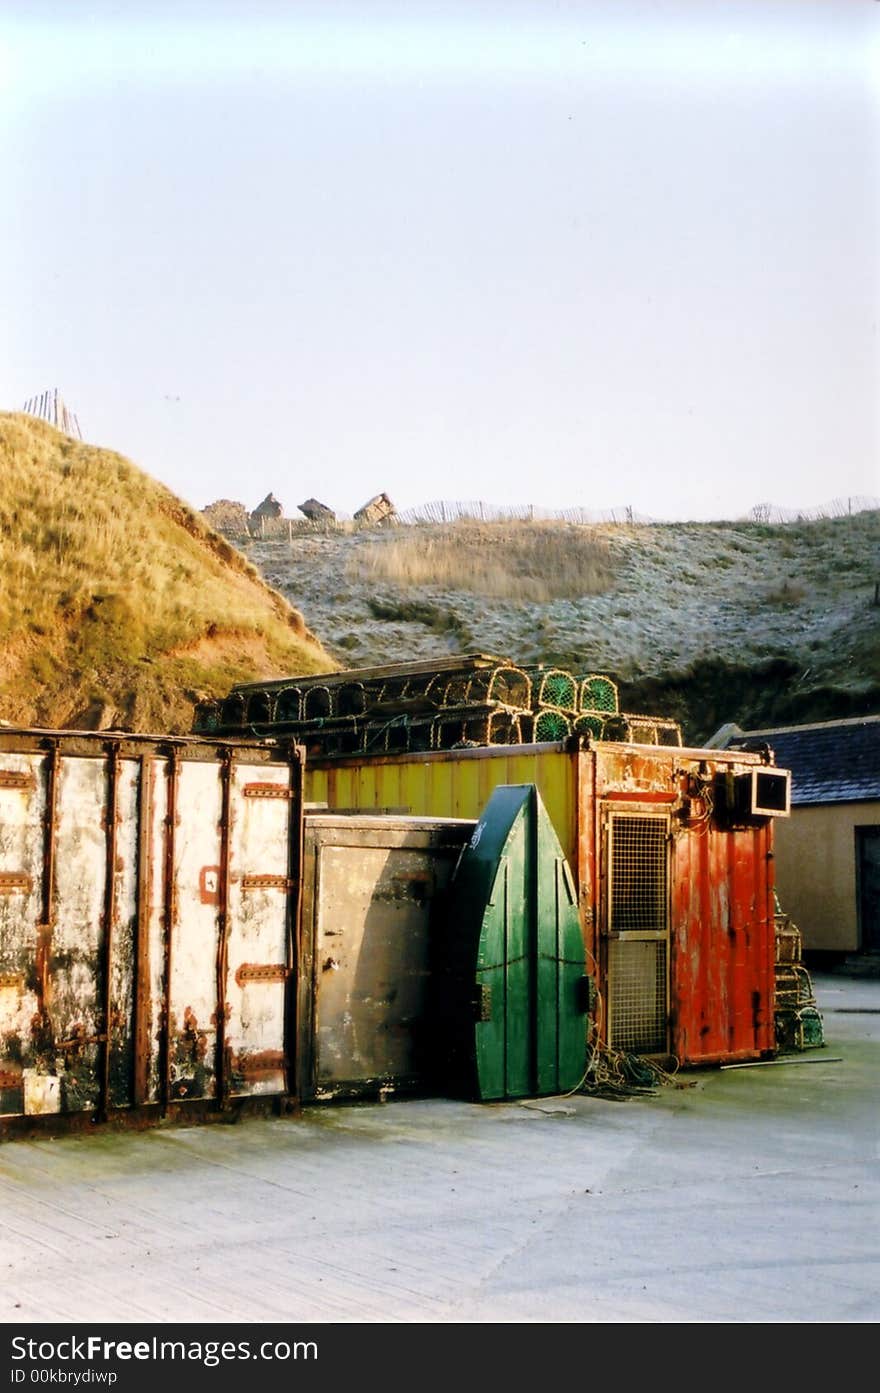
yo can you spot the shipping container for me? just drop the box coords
[1,725,789,1139]
[0,729,304,1134]
[305,740,790,1066]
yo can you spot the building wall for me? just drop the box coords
[772,800,880,953]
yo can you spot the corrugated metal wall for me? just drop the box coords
[307,745,577,858]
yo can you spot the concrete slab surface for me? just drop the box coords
[1,972,878,1325]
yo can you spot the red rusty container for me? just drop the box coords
[581,744,781,1064]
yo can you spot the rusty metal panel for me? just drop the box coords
[670,815,776,1064]
[0,749,144,1117]
[48,755,107,1113]
[594,743,778,1066]
[0,750,45,1116]
[299,816,474,1100]
[0,730,305,1132]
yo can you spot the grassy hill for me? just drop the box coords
[239,511,880,745]
[3,406,876,745]
[0,413,334,733]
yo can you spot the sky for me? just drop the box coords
[2,0,879,521]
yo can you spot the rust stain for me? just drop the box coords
[34,923,52,1015]
[230,1049,286,1079]
[199,865,221,904]
[55,1023,108,1054]
[160,748,180,1115]
[182,1006,209,1061]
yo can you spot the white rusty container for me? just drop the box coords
[0,729,304,1131]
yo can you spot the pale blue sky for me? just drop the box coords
[2,1,878,520]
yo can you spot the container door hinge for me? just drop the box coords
[0,873,33,893]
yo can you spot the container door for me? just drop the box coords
[224,764,300,1098]
[442,784,589,1101]
[0,748,141,1119]
[604,810,670,1054]
[1,739,304,1127]
[300,821,469,1101]
[163,754,300,1107]
[0,750,51,1118]
[163,758,225,1103]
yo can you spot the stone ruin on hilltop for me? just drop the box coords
[354,492,397,526]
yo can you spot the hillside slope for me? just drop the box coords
[0,414,334,733]
[238,513,880,744]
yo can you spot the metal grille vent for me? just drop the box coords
[608,940,667,1052]
[610,816,668,932]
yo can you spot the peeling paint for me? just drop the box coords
[0,731,304,1132]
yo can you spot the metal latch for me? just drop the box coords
[243,784,295,799]
[0,770,35,791]
[234,963,289,986]
[240,875,294,890]
[0,873,33,894]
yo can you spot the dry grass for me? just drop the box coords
[0,413,333,731]
[763,579,808,607]
[350,520,616,602]
[250,506,880,740]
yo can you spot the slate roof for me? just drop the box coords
[716,715,880,806]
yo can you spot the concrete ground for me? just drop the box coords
[1,971,877,1325]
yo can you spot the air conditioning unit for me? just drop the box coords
[715,767,791,824]
[749,768,791,818]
